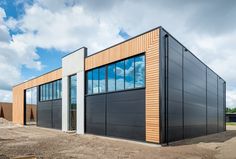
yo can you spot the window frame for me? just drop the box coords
[39,79,62,102]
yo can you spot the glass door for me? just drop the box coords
[69,75,77,130]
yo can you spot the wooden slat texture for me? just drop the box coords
[85,29,160,143]
[12,69,62,124]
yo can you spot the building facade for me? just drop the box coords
[12,27,226,144]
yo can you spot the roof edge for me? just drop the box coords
[13,67,62,88]
[86,26,162,58]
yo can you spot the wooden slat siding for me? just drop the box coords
[85,29,160,143]
[85,30,157,70]
[146,31,160,143]
[12,69,62,124]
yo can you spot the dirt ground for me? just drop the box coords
[0,118,236,159]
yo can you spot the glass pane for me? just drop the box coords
[53,81,57,99]
[31,87,37,104]
[116,61,124,91]
[125,58,135,89]
[59,80,62,98]
[99,67,106,93]
[43,84,45,101]
[93,69,99,93]
[49,83,52,100]
[56,80,60,99]
[40,86,42,101]
[135,55,145,88]
[70,75,77,109]
[26,89,31,104]
[45,84,48,100]
[69,75,77,130]
[42,85,45,101]
[108,64,115,92]
[25,87,37,125]
[87,71,93,94]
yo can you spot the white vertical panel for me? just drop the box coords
[77,71,84,134]
[62,47,86,132]
[62,76,69,131]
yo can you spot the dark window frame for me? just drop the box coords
[39,79,62,102]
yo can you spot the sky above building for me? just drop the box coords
[0,0,236,108]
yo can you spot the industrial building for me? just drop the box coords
[12,26,226,144]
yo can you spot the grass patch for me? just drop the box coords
[226,122,236,126]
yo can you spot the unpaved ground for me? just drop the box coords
[0,120,236,159]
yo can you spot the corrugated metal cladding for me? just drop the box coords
[86,89,145,141]
[37,99,62,129]
[160,29,226,143]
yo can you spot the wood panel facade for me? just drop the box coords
[0,102,12,121]
[12,69,62,124]
[85,28,160,143]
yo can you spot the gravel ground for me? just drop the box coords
[0,118,22,129]
[0,119,236,159]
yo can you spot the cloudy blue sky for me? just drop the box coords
[0,0,236,108]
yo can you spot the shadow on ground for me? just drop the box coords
[170,127,236,146]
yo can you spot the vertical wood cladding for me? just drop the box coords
[0,102,12,121]
[13,69,62,124]
[85,29,160,143]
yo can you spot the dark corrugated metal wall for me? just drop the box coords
[86,89,145,141]
[183,49,207,138]
[160,28,226,143]
[37,100,62,129]
[207,69,218,134]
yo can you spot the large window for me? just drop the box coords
[108,64,115,92]
[93,69,99,94]
[135,55,145,88]
[69,75,77,130]
[40,79,62,101]
[116,61,125,91]
[87,71,93,94]
[99,67,106,93]
[86,54,145,95]
[125,58,135,89]
[25,87,37,125]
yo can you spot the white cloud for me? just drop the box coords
[0,7,43,91]
[0,0,235,108]
[0,90,12,103]
[227,90,236,108]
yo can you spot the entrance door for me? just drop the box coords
[69,75,77,130]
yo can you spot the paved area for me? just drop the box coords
[0,119,236,159]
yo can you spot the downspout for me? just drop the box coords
[164,34,169,145]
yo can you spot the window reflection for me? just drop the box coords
[53,81,57,99]
[25,87,37,125]
[87,71,93,94]
[125,58,135,89]
[93,69,99,93]
[86,54,145,95]
[99,67,106,93]
[108,64,115,92]
[69,75,77,130]
[116,61,125,91]
[39,79,62,101]
[135,55,145,88]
